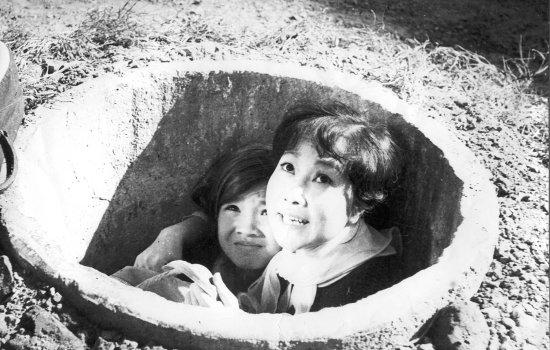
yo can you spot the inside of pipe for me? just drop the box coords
[73,71,464,292]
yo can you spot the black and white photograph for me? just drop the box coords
[0,0,547,349]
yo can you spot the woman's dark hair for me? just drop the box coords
[272,101,400,212]
[191,144,275,220]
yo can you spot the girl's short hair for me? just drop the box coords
[272,102,400,212]
[191,144,275,219]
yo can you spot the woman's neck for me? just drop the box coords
[295,220,363,257]
[216,256,263,294]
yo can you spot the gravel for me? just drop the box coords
[0,0,548,349]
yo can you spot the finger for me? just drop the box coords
[189,283,219,308]
[134,252,147,268]
[164,260,185,271]
[187,289,199,305]
[134,252,164,272]
[212,273,239,308]
[166,261,216,298]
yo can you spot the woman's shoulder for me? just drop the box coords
[311,254,401,311]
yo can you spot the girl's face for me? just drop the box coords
[266,141,363,252]
[217,186,281,270]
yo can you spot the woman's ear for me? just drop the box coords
[348,202,365,225]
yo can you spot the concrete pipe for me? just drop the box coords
[0,61,498,349]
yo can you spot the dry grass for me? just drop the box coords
[2,0,145,66]
[1,0,148,112]
[77,0,145,49]
[0,2,547,348]
[1,0,547,141]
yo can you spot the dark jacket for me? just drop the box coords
[282,254,402,314]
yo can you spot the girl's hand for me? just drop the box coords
[186,273,239,309]
[212,272,239,309]
[134,215,209,272]
[134,223,186,272]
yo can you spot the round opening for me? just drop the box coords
[0,61,498,349]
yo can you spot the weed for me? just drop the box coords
[503,46,549,96]
[177,12,235,44]
[2,0,144,68]
[77,0,145,49]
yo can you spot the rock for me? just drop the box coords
[508,328,521,341]
[4,333,73,350]
[18,305,84,349]
[487,337,500,350]
[494,177,512,197]
[523,272,537,285]
[4,334,31,350]
[0,256,15,302]
[495,323,508,338]
[481,306,500,320]
[496,255,512,264]
[510,308,524,322]
[499,277,520,290]
[500,317,516,329]
[40,59,66,75]
[122,339,139,348]
[0,313,9,338]
[498,339,515,350]
[508,288,522,299]
[482,280,498,289]
[99,329,121,342]
[522,303,537,316]
[158,55,171,63]
[427,300,490,350]
[513,312,547,346]
[51,293,62,304]
[4,314,17,326]
[92,336,115,350]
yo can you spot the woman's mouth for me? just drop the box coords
[279,213,309,226]
[234,241,263,248]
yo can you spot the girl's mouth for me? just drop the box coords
[279,213,309,226]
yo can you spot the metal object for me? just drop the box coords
[0,130,16,193]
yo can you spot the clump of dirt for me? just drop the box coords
[0,0,548,349]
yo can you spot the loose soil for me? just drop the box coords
[0,0,548,349]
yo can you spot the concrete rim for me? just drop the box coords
[0,42,9,83]
[0,60,499,348]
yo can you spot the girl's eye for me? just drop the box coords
[314,174,333,185]
[280,162,294,173]
[260,209,268,216]
[223,205,240,212]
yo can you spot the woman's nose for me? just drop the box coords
[235,212,263,237]
[284,185,307,206]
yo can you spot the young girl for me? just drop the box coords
[113,145,281,302]
[240,102,402,314]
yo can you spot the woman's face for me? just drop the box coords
[266,141,363,252]
[217,186,281,270]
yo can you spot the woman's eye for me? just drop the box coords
[260,209,268,216]
[280,162,294,173]
[314,174,333,185]
[223,205,240,212]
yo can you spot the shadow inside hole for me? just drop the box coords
[79,71,463,284]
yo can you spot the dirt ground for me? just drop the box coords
[0,0,548,349]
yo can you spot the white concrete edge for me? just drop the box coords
[4,60,500,343]
[0,41,9,85]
